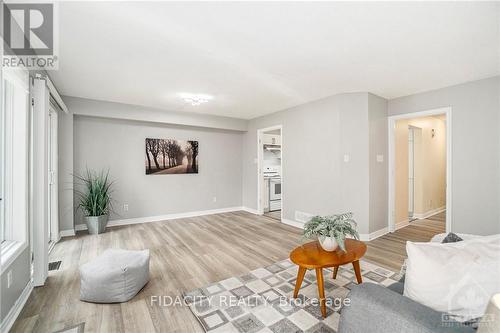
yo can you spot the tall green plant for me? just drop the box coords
[75,169,113,217]
[303,213,359,251]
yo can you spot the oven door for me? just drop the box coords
[269,179,281,201]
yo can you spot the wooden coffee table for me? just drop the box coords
[289,239,367,318]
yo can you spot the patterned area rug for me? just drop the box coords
[184,258,400,332]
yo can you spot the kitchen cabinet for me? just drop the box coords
[262,134,281,145]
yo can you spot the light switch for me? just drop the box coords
[376,154,384,163]
[343,154,350,163]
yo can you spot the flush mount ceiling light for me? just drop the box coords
[178,93,213,106]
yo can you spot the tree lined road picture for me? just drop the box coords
[145,138,199,174]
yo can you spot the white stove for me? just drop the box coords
[263,165,281,178]
[263,166,281,211]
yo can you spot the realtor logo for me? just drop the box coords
[2,2,58,69]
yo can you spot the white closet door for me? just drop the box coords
[408,127,415,219]
[48,107,59,243]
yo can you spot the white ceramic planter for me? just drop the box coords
[319,236,338,252]
[85,215,108,234]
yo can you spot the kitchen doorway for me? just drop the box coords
[257,125,282,222]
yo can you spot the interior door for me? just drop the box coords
[408,127,415,219]
[48,107,58,243]
[0,78,5,243]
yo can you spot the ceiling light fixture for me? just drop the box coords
[179,93,213,106]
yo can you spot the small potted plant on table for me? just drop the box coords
[76,169,113,234]
[303,213,359,251]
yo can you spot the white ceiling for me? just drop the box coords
[50,1,500,119]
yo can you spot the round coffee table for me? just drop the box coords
[289,239,367,318]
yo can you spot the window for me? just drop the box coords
[1,68,30,268]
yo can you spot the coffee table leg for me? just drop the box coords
[293,266,307,298]
[352,260,363,284]
[315,268,327,318]
[332,266,339,279]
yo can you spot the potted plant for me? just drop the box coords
[303,213,359,252]
[76,169,113,234]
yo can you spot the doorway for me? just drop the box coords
[388,107,452,233]
[257,125,282,221]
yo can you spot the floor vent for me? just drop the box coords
[49,261,62,271]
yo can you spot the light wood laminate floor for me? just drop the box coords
[11,211,445,332]
[364,211,446,271]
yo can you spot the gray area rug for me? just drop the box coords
[184,258,400,332]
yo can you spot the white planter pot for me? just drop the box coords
[319,236,338,252]
[84,215,108,234]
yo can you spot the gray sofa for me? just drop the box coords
[339,233,481,333]
[338,282,475,333]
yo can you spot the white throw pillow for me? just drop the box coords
[404,234,500,322]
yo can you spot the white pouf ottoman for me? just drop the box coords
[80,249,150,303]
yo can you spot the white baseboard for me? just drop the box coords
[281,218,305,229]
[394,207,446,231]
[369,227,389,240]
[59,229,76,238]
[358,234,369,241]
[241,206,261,215]
[395,220,411,230]
[413,206,446,219]
[75,224,86,231]
[0,281,33,333]
[240,209,305,229]
[48,240,56,254]
[359,227,389,241]
[75,206,245,231]
[260,213,387,240]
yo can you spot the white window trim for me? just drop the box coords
[1,241,28,274]
[1,68,30,272]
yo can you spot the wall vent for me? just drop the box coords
[295,211,314,223]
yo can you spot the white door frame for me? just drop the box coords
[257,125,283,221]
[388,107,452,233]
[48,106,59,246]
[32,78,49,287]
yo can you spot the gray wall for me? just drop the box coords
[388,76,500,235]
[242,93,375,234]
[0,248,30,322]
[368,94,389,233]
[73,116,244,225]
